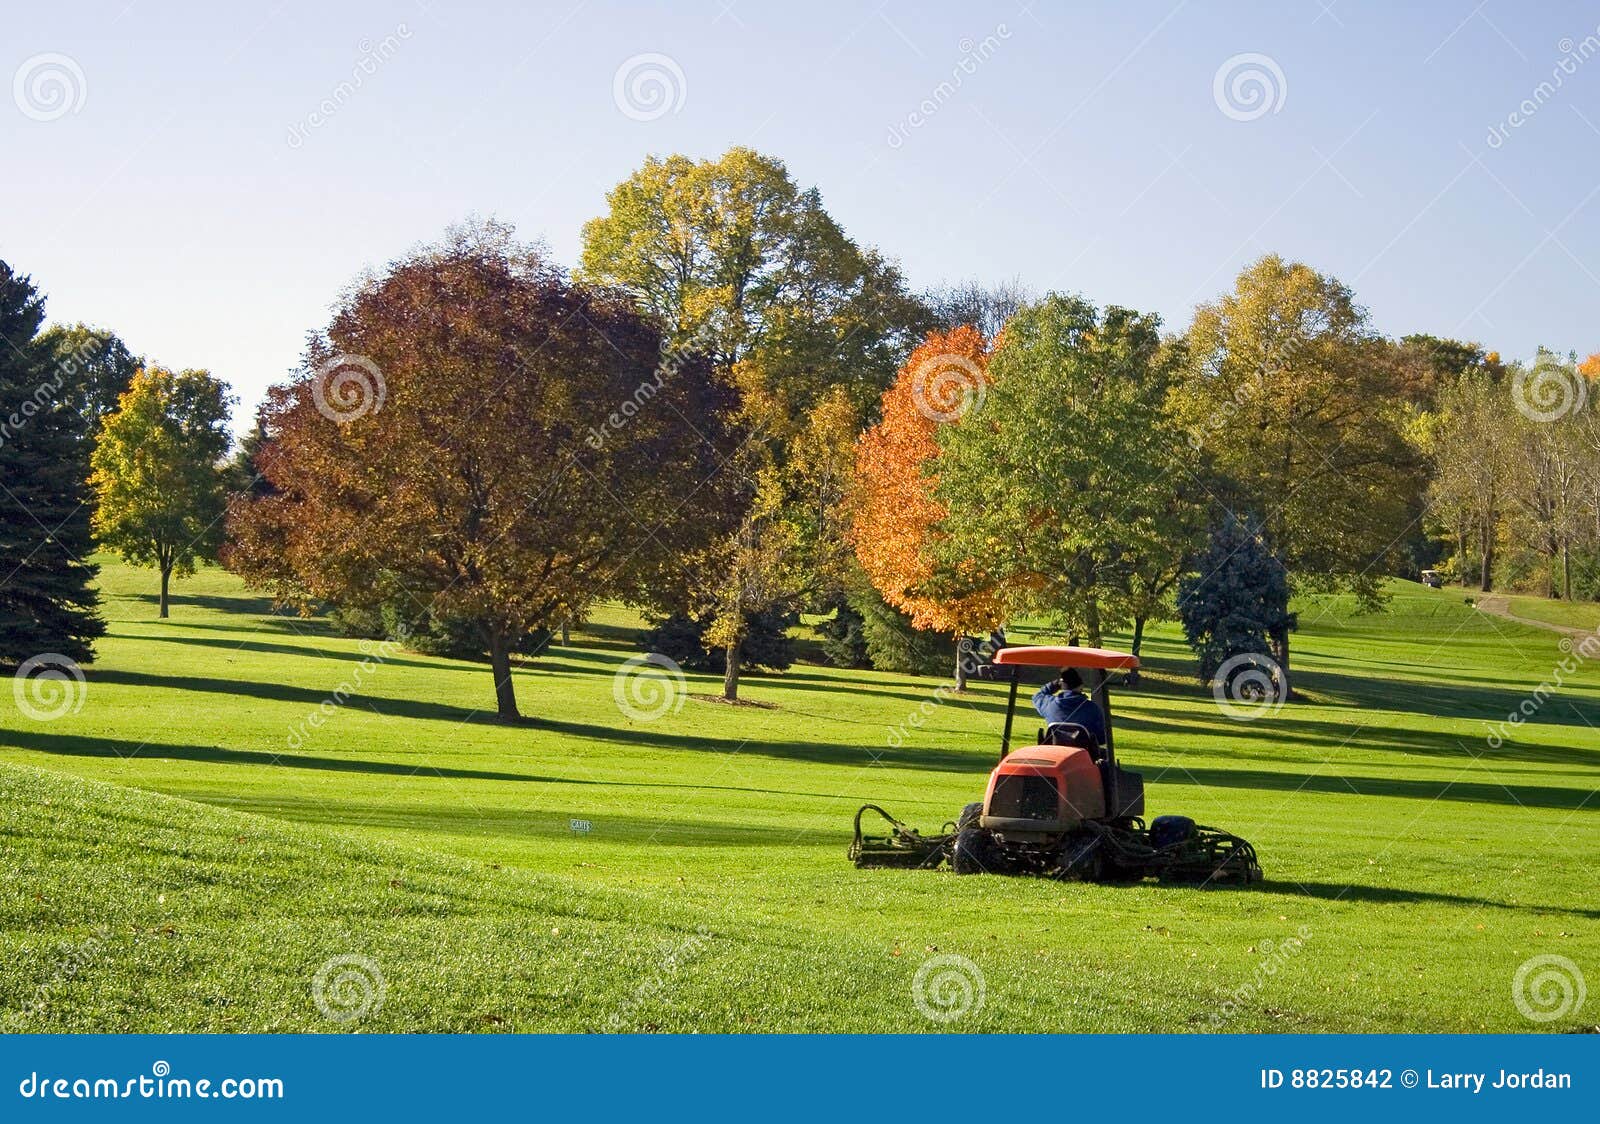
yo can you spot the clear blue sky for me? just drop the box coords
[5,0,1599,429]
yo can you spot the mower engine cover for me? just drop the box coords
[979,745,1105,833]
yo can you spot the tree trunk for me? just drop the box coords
[1084,597,1102,649]
[158,564,171,619]
[561,619,570,646]
[954,635,970,691]
[488,635,520,721]
[1563,540,1573,601]
[722,639,741,701]
[1478,517,1495,592]
[1130,616,1146,657]
[1269,622,1292,698]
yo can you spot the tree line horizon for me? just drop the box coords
[3,146,1595,720]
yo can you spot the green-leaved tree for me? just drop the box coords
[91,367,234,617]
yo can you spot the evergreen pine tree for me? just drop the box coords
[0,260,104,666]
[1177,513,1290,683]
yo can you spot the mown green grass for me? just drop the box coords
[0,559,1595,1032]
[1505,594,1600,634]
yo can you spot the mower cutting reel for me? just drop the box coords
[848,804,951,870]
[848,645,1264,887]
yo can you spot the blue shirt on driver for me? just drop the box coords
[1031,684,1107,745]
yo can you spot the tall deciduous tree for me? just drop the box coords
[1416,369,1512,590]
[935,296,1193,648]
[228,223,739,720]
[853,326,1004,686]
[0,261,104,665]
[91,367,234,617]
[578,147,927,411]
[1174,256,1421,681]
[579,148,928,697]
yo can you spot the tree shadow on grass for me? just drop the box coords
[0,727,936,810]
[56,668,990,774]
[1149,763,1595,811]
[0,727,543,782]
[118,632,462,673]
[1119,702,1600,770]
[1289,665,1600,727]
[89,667,495,726]
[229,794,849,848]
[159,617,341,639]
[127,591,286,617]
[1256,879,1600,920]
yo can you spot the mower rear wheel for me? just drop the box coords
[957,802,984,831]
[952,826,1001,875]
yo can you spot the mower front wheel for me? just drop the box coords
[952,826,1001,875]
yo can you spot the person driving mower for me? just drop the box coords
[1032,667,1106,749]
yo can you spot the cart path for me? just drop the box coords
[1474,593,1597,639]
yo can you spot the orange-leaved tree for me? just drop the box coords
[852,326,1004,688]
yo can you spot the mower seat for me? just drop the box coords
[1041,723,1103,759]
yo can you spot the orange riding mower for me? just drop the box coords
[849,646,1262,885]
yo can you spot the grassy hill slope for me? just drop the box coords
[0,559,1595,1031]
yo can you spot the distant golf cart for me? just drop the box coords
[1421,569,1443,588]
[850,645,1262,885]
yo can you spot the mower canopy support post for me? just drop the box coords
[1093,670,1115,762]
[1000,666,1020,761]
[1092,669,1119,815]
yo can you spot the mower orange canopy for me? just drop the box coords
[991,645,1140,670]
